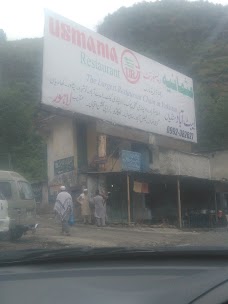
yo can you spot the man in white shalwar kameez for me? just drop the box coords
[54,186,73,235]
[93,190,106,227]
[77,189,91,224]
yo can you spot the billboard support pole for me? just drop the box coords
[177,177,182,229]
[127,174,131,225]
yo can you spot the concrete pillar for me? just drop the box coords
[177,177,182,228]
[127,175,131,225]
[42,183,49,205]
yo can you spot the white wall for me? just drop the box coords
[158,150,211,179]
[47,116,77,188]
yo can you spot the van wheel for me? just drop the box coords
[9,229,23,241]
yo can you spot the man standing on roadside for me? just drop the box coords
[77,189,91,224]
[93,190,106,227]
[54,185,73,236]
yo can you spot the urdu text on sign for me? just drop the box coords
[42,10,197,143]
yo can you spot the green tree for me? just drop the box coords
[0,38,45,180]
[0,84,46,180]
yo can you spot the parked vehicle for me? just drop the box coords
[0,191,9,237]
[0,171,37,240]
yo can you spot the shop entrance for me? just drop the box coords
[146,180,178,225]
[106,174,128,223]
[130,174,178,225]
[181,178,217,228]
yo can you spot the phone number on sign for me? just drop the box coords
[167,126,194,140]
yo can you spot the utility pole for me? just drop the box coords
[127,174,131,225]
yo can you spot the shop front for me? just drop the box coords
[180,177,216,228]
[129,174,178,226]
[117,173,226,228]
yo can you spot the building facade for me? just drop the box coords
[39,112,228,228]
[40,11,214,228]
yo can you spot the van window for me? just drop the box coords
[0,182,12,199]
[0,192,5,200]
[18,181,34,200]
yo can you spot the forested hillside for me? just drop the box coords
[0,39,46,180]
[0,0,228,180]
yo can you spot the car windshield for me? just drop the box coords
[18,181,34,200]
[1,0,228,258]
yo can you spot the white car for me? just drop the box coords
[0,192,9,235]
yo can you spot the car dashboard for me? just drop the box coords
[1,249,228,304]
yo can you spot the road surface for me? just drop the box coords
[1,215,228,252]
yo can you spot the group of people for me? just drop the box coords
[77,189,107,227]
[54,186,107,235]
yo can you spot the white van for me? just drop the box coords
[0,171,37,240]
[0,192,9,234]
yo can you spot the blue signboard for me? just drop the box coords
[121,150,141,172]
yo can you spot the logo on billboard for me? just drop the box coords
[121,50,140,84]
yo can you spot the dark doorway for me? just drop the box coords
[106,174,128,223]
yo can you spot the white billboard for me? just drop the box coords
[42,10,197,143]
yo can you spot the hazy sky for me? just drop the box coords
[1,0,228,40]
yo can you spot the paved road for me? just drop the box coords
[1,215,228,252]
